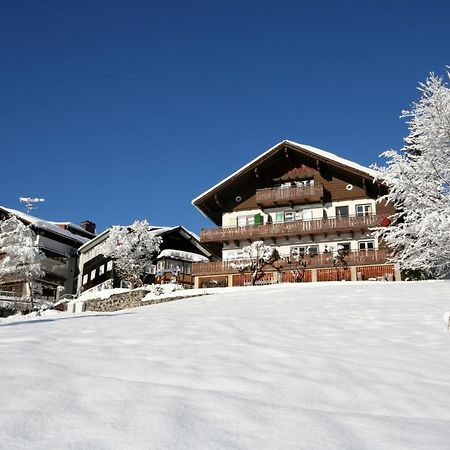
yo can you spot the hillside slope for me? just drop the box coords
[1,281,450,450]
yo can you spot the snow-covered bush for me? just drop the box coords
[102,220,162,288]
[0,215,45,306]
[375,70,450,277]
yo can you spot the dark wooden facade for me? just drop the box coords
[193,141,391,226]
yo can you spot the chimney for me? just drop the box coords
[80,220,96,234]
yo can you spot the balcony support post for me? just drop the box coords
[394,263,402,281]
[350,266,358,281]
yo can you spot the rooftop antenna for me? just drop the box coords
[19,197,46,214]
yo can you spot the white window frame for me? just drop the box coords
[356,204,372,216]
[237,215,255,227]
[358,240,375,251]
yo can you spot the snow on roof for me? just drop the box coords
[157,249,209,262]
[0,207,89,244]
[192,139,380,204]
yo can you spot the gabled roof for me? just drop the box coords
[78,224,212,258]
[192,139,379,207]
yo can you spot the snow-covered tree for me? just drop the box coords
[0,216,45,306]
[375,70,450,277]
[231,241,279,285]
[101,220,162,288]
[288,246,317,282]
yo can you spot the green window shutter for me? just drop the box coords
[254,213,263,225]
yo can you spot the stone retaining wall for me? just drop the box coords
[84,290,205,313]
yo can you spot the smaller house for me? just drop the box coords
[77,225,214,293]
[0,206,96,300]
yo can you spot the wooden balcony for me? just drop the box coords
[256,184,324,207]
[200,214,385,243]
[192,248,391,276]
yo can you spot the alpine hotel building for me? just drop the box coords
[191,140,398,287]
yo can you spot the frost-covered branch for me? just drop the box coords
[101,220,162,288]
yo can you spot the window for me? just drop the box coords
[82,274,88,285]
[284,211,295,222]
[359,241,375,251]
[356,204,372,216]
[106,260,113,272]
[336,206,349,217]
[237,215,255,227]
[291,245,319,257]
[90,269,96,280]
[99,265,105,276]
[338,242,351,252]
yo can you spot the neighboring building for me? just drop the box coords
[0,206,96,299]
[191,140,398,287]
[78,225,214,293]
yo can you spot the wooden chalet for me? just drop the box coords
[191,140,398,287]
[78,225,213,293]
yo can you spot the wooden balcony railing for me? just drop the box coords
[200,214,384,243]
[256,184,324,206]
[192,248,391,276]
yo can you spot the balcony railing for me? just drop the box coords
[192,248,391,276]
[256,184,324,207]
[200,214,384,243]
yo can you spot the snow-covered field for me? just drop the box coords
[1,281,450,450]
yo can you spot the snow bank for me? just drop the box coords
[1,281,450,449]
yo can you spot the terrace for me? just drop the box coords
[200,214,384,243]
[192,248,390,276]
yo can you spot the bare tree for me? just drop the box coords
[288,247,318,282]
[231,241,279,285]
[325,244,348,281]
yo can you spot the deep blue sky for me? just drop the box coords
[1,0,449,234]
